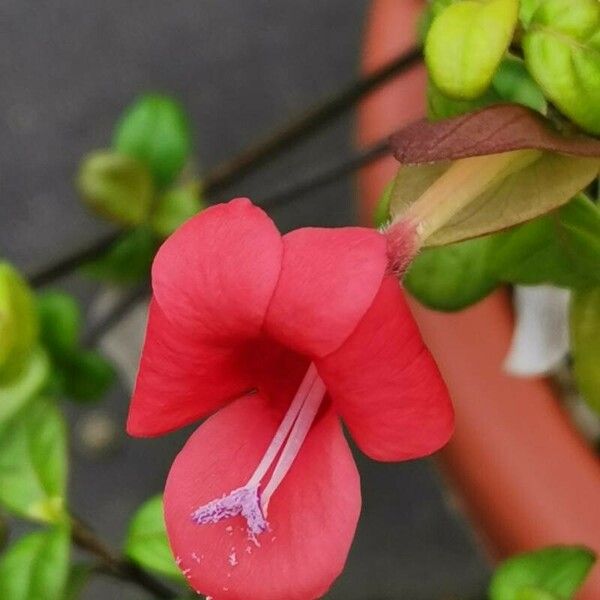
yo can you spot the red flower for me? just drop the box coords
[127,198,453,600]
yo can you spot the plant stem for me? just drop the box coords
[203,47,421,194]
[71,516,178,599]
[260,139,389,210]
[84,139,388,345]
[29,47,420,289]
[30,231,121,289]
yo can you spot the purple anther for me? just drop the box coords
[191,484,268,540]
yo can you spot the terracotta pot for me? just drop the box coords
[357,1,600,597]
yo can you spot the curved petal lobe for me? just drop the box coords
[317,276,454,461]
[127,300,251,437]
[265,227,388,357]
[152,198,283,342]
[164,394,361,600]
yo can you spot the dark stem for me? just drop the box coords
[83,282,150,347]
[260,139,389,211]
[84,139,389,344]
[71,516,178,599]
[203,47,421,194]
[29,47,420,288]
[30,230,121,289]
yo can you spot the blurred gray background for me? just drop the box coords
[0,1,489,598]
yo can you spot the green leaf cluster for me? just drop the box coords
[37,291,115,403]
[522,0,600,134]
[77,94,204,284]
[403,194,600,307]
[424,0,600,135]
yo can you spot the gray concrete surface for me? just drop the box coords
[0,2,489,598]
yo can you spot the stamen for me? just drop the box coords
[247,363,319,487]
[261,374,326,514]
[191,484,268,541]
[190,362,327,540]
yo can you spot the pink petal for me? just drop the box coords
[316,276,454,461]
[152,198,283,342]
[264,227,388,357]
[127,300,252,437]
[164,394,361,600]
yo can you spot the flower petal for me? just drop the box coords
[127,299,252,437]
[264,227,388,357]
[316,276,454,461]
[152,198,283,342]
[164,394,361,600]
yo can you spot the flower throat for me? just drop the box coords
[191,363,326,542]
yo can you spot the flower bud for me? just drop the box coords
[0,263,38,381]
[77,151,153,227]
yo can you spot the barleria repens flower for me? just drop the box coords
[127,198,453,600]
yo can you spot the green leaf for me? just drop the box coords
[77,151,154,227]
[425,0,519,99]
[0,525,70,600]
[0,263,39,380]
[37,292,81,362]
[489,546,596,600]
[36,292,115,403]
[492,57,547,113]
[373,181,394,228]
[520,0,545,27]
[113,94,192,187]
[427,79,500,120]
[489,195,600,289]
[570,287,600,413]
[427,56,546,121]
[84,226,158,284]
[404,236,498,311]
[419,0,456,42]
[151,182,203,238]
[392,151,599,246]
[0,398,67,523]
[125,495,182,580]
[63,564,91,600]
[516,588,558,600]
[390,105,600,246]
[63,351,116,403]
[0,348,49,427]
[523,0,600,134]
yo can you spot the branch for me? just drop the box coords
[28,47,421,288]
[29,231,121,289]
[71,516,179,599]
[203,47,421,193]
[260,139,389,211]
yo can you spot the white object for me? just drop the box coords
[504,285,571,376]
